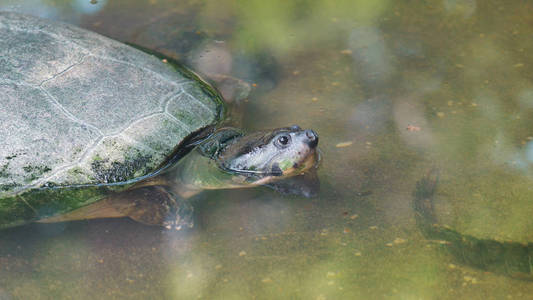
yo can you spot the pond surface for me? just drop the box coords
[2,0,533,299]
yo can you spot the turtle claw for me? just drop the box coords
[175,222,194,231]
[162,219,194,231]
[162,205,194,231]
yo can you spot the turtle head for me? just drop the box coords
[217,125,319,184]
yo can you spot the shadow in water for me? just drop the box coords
[413,171,533,281]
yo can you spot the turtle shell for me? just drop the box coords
[0,12,224,228]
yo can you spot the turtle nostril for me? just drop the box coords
[305,130,317,140]
[304,130,318,148]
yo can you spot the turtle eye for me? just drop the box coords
[275,134,291,148]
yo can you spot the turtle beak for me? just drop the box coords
[304,130,318,148]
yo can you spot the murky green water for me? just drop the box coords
[2,0,533,299]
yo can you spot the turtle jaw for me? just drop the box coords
[276,147,319,177]
[247,147,320,186]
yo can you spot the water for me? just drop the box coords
[1,0,533,298]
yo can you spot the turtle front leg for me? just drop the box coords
[110,186,194,230]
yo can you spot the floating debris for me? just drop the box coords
[350,214,358,220]
[514,63,524,68]
[463,275,478,284]
[335,141,353,148]
[161,58,168,63]
[340,49,353,55]
[215,264,222,270]
[369,226,378,230]
[393,238,406,245]
[238,251,247,257]
[262,278,273,283]
[326,272,336,278]
[354,251,362,256]
[406,125,421,132]
[437,112,445,118]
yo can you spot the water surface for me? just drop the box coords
[1,0,533,299]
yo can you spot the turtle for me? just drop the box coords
[0,12,320,230]
[413,171,533,281]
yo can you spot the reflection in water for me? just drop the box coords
[0,0,58,18]
[443,0,477,18]
[72,0,107,14]
[527,142,533,166]
[348,26,393,93]
[1,0,533,299]
[0,0,107,27]
[414,172,533,281]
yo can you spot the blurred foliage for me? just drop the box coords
[210,0,390,55]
